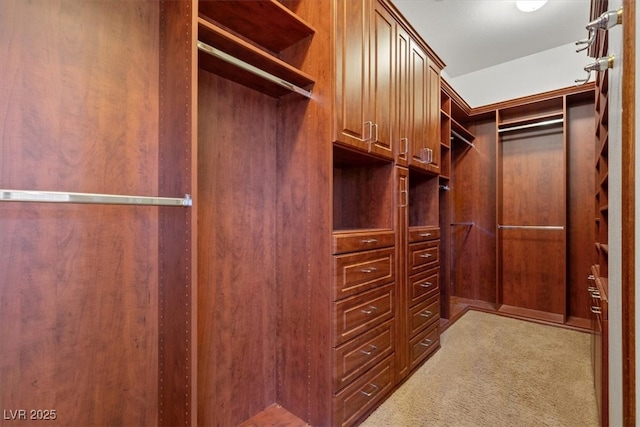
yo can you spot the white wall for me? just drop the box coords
[446,42,593,108]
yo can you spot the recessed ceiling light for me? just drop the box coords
[516,0,548,12]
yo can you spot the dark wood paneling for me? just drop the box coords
[566,97,596,320]
[158,1,195,425]
[1,1,162,425]
[197,72,277,426]
[450,119,496,302]
[498,124,566,317]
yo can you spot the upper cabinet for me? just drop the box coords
[334,0,442,166]
[334,0,394,160]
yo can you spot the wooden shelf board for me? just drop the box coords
[450,117,475,143]
[198,18,314,98]
[498,111,563,129]
[198,0,316,53]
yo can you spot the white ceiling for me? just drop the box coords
[392,0,592,78]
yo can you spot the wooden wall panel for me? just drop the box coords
[197,72,277,426]
[0,1,161,425]
[450,119,496,302]
[567,98,596,320]
[278,1,334,424]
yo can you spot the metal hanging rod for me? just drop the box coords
[450,130,474,147]
[439,184,450,191]
[498,118,564,134]
[498,224,564,230]
[451,222,474,226]
[197,41,312,99]
[0,189,192,206]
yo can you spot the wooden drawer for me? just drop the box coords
[333,229,395,254]
[408,226,440,243]
[333,320,394,392]
[408,240,439,274]
[409,295,440,337]
[334,283,395,346]
[333,355,395,427]
[409,321,439,371]
[333,247,395,301]
[409,267,439,306]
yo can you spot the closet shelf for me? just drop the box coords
[498,113,564,133]
[0,189,192,206]
[197,19,315,98]
[198,0,315,53]
[451,118,476,146]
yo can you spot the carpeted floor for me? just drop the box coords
[360,310,598,427]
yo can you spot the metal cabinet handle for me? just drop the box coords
[588,286,598,292]
[360,267,378,273]
[401,137,408,155]
[372,123,379,143]
[361,239,378,244]
[419,232,432,237]
[591,306,602,314]
[359,344,378,356]
[588,274,595,280]
[360,383,379,397]
[361,305,378,315]
[420,338,433,347]
[420,310,432,318]
[419,281,433,288]
[420,253,432,259]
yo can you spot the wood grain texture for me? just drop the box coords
[566,96,596,321]
[197,72,277,426]
[450,119,497,302]
[408,171,438,227]
[158,1,195,425]
[395,167,410,380]
[1,1,161,425]
[277,1,334,424]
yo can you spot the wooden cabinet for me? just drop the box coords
[332,230,396,426]
[334,0,394,160]
[407,41,440,173]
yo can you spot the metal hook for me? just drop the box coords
[575,55,615,86]
[574,7,623,54]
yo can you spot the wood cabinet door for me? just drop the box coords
[408,38,428,170]
[395,24,410,166]
[369,1,394,160]
[335,0,371,153]
[426,63,441,173]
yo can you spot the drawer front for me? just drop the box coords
[408,226,440,243]
[333,320,394,392]
[334,284,395,346]
[333,355,395,427]
[409,240,439,274]
[333,230,395,254]
[409,295,440,337]
[409,267,439,305]
[410,322,440,370]
[333,247,395,301]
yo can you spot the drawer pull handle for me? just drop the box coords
[588,274,595,280]
[588,286,598,292]
[420,338,433,347]
[360,267,378,273]
[361,305,378,315]
[361,239,378,244]
[419,281,433,288]
[419,232,432,237]
[591,291,601,299]
[360,344,378,356]
[360,383,379,397]
[420,310,432,318]
[420,254,432,259]
[591,306,602,314]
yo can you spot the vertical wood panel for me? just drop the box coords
[450,119,496,302]
[197,72,277,426]
[0,1,161,425]
[567,98,596,320]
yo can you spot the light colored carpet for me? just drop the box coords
[360,310,598,427]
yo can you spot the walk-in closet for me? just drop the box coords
[0,0,636,426]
